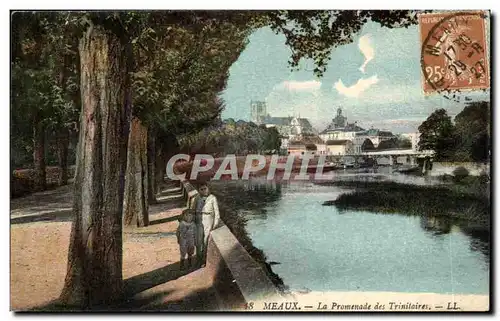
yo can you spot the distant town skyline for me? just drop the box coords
[220,21,490,134]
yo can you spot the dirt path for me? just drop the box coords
[10,182,218,311]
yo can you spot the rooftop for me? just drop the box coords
[320,122,365,134]
[261,115,314,131]
[326,139,352,145]
[356,129,394,137]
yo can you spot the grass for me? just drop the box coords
[322,180,490,225]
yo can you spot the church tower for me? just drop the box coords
[250,101,267,124]
[332,107,347,128]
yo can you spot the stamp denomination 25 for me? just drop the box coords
[419,11,490,94]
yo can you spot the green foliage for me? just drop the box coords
[328,180,489,224]
[130,14,252,139]
[179,120,281,155]
[267,10,418,76]
[454,101,490,162]
[11,12,80,169]
[418,109,456,160]
[11,10,424,170]
[417,102,490,162]
[377,137,412,150]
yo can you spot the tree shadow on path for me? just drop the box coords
[26,261,208,312]
[10,209,73,225]
[123,261,198,297]
[148,215,181,226]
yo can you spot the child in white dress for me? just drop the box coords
[176,209,196,269]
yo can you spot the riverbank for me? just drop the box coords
[321,180,490,225]
[197,180,287,292]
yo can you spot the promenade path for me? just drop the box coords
[10,181,218,311]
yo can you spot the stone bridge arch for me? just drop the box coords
[361,138,375,151]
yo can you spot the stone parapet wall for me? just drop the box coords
[178,179,283,310]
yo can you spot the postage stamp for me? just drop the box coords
[10,9,490,313]
[419,10,490,94]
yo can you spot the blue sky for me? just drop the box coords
[220,21,490,134]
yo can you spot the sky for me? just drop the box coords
[220,20,490,134]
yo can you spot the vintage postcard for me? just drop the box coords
[10,9,490,312]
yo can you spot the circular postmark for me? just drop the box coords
[420,11,489,98]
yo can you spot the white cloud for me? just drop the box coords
[334,75,379,98]
[274,80,321,92]
[358,34,374,74]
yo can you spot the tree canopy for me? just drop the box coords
[418,102,490,162]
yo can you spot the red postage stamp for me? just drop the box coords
[419,11,490,94]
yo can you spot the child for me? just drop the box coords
[176,209,196,270]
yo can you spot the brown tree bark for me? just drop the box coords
[147,127,157,204]
[59,24,132,308]
[123,117,149,227]
[57,127,70,186]
[33,112,46,191]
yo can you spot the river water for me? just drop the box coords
[209,170,489,295]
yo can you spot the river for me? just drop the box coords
[209,170,489,295]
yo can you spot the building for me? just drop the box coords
[355,128,394,148]
[315,143,327,155]
[263,115,314,137]
[287,141,317,156]
[285,134,324,155]
[262,114,315,152]
[319,108,365,142]
[250,101,267,124]
[325,140,354,155]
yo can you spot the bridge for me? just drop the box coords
[326,149,435,166]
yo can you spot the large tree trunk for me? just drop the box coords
[123,117,149,227]
[147,127,157,204]
[57,127,70,186]
[33,112,46,191]
[59,24,132,308]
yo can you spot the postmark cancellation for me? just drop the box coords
[419,11,490,94]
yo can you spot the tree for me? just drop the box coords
[418,109,456,160]
[11,12,80,188]
[397,137,412,149]
[124,15,251,217]
[123,118,149,227]
[454,101,490,162]
[59,16,133,307]
[377,137,411,150]
[11,10,422,309]
[260,125,281,152]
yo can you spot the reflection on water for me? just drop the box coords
[420,216,490,263]
[209,175,489,295]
